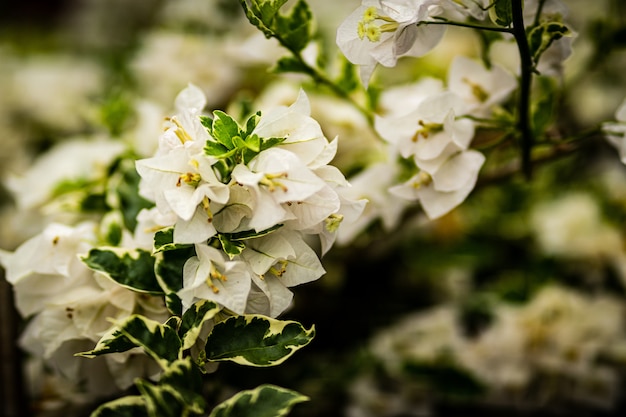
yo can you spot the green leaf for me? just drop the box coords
[205,315,315,366]
[166,292,183,316]
[76,327,137,358]
[212,110,241,149]
[274,0,312,52]
[489,0,512,27]
[259,136,287,152]
[244,111,262,137]
[240,0,289,37]
[91,396,149,417]
[199,115,214,133]
[205,140,237,159]
[154,227,193,253]
[114,159,153,232]
[137,380,203,417]
[82,248,161,294]
[227,224,283,241]
[272,56,310,74]
[218,234,246,259]
[113,315,182,369]
[531,76,558,138]
[179,300,222,350]
[528,21,570,64]
[208,384,309,417]
[155,246,195,293]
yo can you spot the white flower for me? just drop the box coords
[336,0,445,85]
[389,149,485,219]
[136,85,230,244]
[0,221,167,396]
[375,91,475,172]
[231,147,328,232]
[242,230,326,317]
[447,56,517,116]
[336,159,410,245]
[5,137,126,211]
[604,98,626,164]
[178,243,252,314]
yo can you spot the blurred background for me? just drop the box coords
[2,1,626,416]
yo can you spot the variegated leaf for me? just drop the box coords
[208,384,308,417]
[113,315,182,369]
[90,395,149,417]
[180,300,222,350]
[205,315,314,366]
[82,248,161,294]
[76,327,136,358]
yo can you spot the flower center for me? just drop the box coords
[462,77,489,103]
[177,172,201,187]
[412,120,444,141]
[324,213,344,232]
[259,172,289,192]
[165,116,194,144]
[411,171,432,189]
[206,264,227,293]
[357,6,399,42]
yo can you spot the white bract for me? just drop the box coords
[604,98,626,164]
[336,0,445,85]
[0,222,167,397]
[447,56,517,116]
[375,87,483,219]
[137,84,364,316]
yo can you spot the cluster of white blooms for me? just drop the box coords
[350,285,626,416]
[136,84,365,317]
[332,0,519,236]
[0,222,166,400]
[338,55,516,236]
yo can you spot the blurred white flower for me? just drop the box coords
[447,56,517,116]
[604,98,626,164]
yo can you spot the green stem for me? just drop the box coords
[511,0,534,180]
[289,52,375,126]
[423,18,514,34]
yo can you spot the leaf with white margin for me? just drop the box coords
[112,314,182,369]
[137,357,206,417]
[82,248,161,294]
[208,384,308,417]
[205,315,314,366]
[76,326,136,358]
[179,300,221,350]
[91,395,149,417]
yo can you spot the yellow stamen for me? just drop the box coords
[462,77,490,103]
[202,196,213,222]
[206,265,227,293]
[412,171,432,189]
[325,213,344,232]
[259,172,289,192]
[165,116,193,144]
[357,7,399,43]
[363,6,378,22]
[412,120,444,141]
[177,172,201,187]
[269,260,289,277]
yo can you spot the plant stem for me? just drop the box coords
[423,18,514,34]
[511,0,534,180]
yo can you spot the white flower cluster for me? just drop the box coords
[136,84,366,317]
[0,222,166,400]
[338,55,516,241]
[354,285,626,415]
